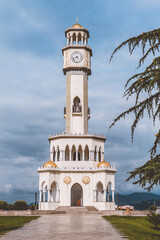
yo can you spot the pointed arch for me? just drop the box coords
[94,146,97,161]
[65,145,70,161]
[72,32,76,44]
[71,183,83,206]
[51,181,58,202]
[73,96,81,113]
[78,32,81,44]
[98,147,101,162]
[57,146,60,161]
[72,145,76,161]
[96,181,103,202]
[107,182,112,202]
[53,146,55,162]
[84,145,89,161]
[78,145,82,161]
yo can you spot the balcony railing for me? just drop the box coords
[72,105,82,113]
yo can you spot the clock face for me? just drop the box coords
[71,51,83,63]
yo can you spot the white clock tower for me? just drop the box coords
[62,20,92,134]
[37,21,117,212]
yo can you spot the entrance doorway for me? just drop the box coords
[71,183,83,206]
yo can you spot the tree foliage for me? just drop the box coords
[0,201,8,210]
[110,28,160,191]
[13,200,28,210]
[147,211,160,230]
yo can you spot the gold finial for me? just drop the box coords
[76,16,78,24]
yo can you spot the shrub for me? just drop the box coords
[147,211,160,230]
[8,204,14,210]
[0,201,8,210]
[13,201,28,210]
[30,203,35,210]
[149,205,157,211]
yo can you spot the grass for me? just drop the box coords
[103,216,160,240]
[0,216,39,236]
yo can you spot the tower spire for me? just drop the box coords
[76,16,78,24]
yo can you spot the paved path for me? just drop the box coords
[1,215,126,240]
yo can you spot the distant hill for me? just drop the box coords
[116,192,160,210]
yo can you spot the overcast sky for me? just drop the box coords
[0,0,160,203]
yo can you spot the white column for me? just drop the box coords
[69,149,72,161]
[43,191,45,203]
[96,151,99,162]
[84,37,87,46]
[60,151,63,161]
[103,189,106,202]
[71,36,73,45]
[101,152,103,161]
[94,190,97,202]
[67,37,69,45]
[81,35,84,45]
[112,190,115,202]
[76,33,78,45]
[50,152,53,161]
[57,190,60,202]
[48,189,51,202]
[82,150,85,161]
[39,190,42,202]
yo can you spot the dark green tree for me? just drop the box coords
[0,201,8,210]
[110,28,160,191]
[13,200,28,210]
[147,211,160,230]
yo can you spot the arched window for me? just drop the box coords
[78,145,82,161]
[72,32,76,44]
[96,182,103,202]
[72,145,76,161]
[84,145,89,161]
[94,146,97,161]
[73,97,81,113]
[53,147,55,162]
[57,146,60,161]
[78,32,81,45]
[51,182,58,202]
[65,145,69,161]
[98,147,101,162]
[107,182,112,202]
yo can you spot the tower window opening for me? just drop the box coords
[73,96,82,113]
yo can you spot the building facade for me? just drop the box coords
[37,21,117,211]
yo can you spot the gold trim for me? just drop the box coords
[64,176,71,184]
[82,176,90,184]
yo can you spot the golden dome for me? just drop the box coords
[97,160,111,169]
[43,159,57,168]
[72,23,82,28]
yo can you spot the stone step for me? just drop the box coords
[86,206,98,212]
[55,206,99,214]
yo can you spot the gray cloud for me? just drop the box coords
[0,0,159,203]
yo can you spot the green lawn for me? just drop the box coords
[103,216,160,240]
[0,216,39,236]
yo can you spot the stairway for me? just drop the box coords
[55,206,99,214]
